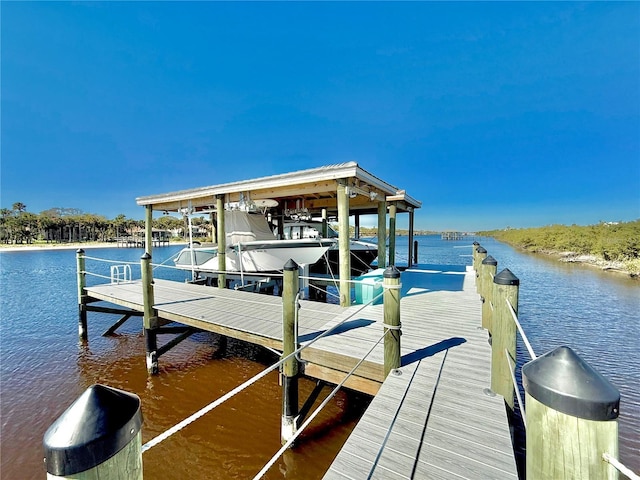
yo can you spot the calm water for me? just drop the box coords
[1,236,638,478]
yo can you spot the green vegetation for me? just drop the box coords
[479,220,640,276]
[0,203,188,245]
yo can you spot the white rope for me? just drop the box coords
[142,285,386,453]
[506,299,536,359]
[253,329,389,479]
[142,351,288,453]
[505,349,526,430]
[83,255,138,265]
[83,271,116,281]
[603,453,640,479]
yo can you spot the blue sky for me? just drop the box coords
[2,2,639,231]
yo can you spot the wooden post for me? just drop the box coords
[354,213,360,239]
[281,259,300,445]
[475,246,487,294]
[523,346,620,479]
[76,249,88,341]
[413,240,419,266]
[210,211,216,242]
[44,384,143,479]
[377,200,387,269]
[472,241,480,270]
[216,195,226,289]
[388,202,397,266]
[491,268,519,410]
[141,252,158,374]
[337,181,351,306]
[144,205,153,255]
[408,209,415,267]
[481,255,498,331]
[383,266,401,378]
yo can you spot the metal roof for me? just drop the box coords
[136,162,421,216]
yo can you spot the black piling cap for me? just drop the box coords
[494,268,519,286]
[384,265,401,279]
[76,249,85,254]
[482,255,498,266]
[472,241,480,246]
[476,246,487,254]
[43,384,142,476]
[141,252,151,260]
[522,346,620,421]
[284,258,299,271]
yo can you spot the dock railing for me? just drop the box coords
[473,243,636,480]
[64,251,402,479]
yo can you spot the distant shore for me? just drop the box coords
[0,241,186,253]
[0,242,116,253]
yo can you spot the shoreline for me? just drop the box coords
[0,241,186,253]
[528,248,639,280]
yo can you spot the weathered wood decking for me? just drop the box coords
[84,264,518,479]
[322,265,518,479]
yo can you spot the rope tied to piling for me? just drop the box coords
[140,287,386,454]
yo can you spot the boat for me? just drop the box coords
[174,210,334,279]
[280,220,378,276]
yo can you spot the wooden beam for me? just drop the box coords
[303,364,381,396]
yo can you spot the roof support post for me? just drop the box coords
[144,205,153,256]
[216,195,226,289]
[408,208,415,267]
[388,202,397,267]
[377,200,387,269]
[337,180,351,306]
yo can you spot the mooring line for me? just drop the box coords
[254,329,389,479]
[142,285,385,453]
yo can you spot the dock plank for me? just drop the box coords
[84,266,518,479]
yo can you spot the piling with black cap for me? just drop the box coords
[490,268,519,410]
[44,384,143,479]
[76,249,88,341]
[474,247,487,294]
[471,241,480,271]
[141,253,158,374]
[281,259,300,445]
[383,265,402,378]
[481,255,498,331]
[523,346,620,479]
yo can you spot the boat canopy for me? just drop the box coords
[225,211,276,244]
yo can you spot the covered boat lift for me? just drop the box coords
[135,162,421,306]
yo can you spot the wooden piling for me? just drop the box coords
[281,259,300,445]
[475,246,487,294]
[472,241,480,268]
[337,181,351,306]
[523,346,620,479]
[44,384,143,480]
[76,249,87,341]
[377,200,387,269]
[216,195,226,289]
[383,266,402,378]
[481,255,498,332]
[388,202,397,266]
[144,205,153,255]
[141,252,158,374]
[490,268,519,410]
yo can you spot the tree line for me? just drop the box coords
[0,203,194,245]
[478,220,640,262]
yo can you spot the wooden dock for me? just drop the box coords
[83,264,518,478]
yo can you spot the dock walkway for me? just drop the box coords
[84,264,518,479]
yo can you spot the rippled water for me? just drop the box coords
[1,237,638,478]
